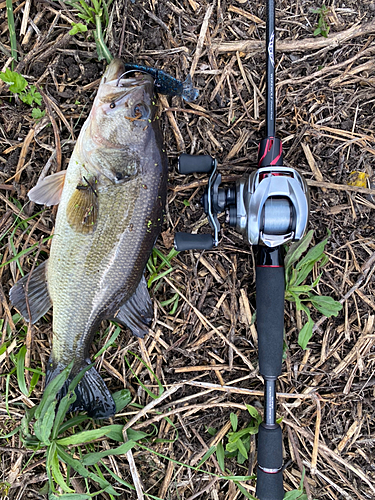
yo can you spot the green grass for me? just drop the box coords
[0,68,45,118]
[64,0,113,63]
[5,0,17,65]
[284,230,342,349]
[147,247,180,314]
[311,5,330,38]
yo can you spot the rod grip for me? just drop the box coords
[256,424,284,500]
[174,233,214,251]
[256,467,284,500]
[256,265,284,378]
[178,154,214,174]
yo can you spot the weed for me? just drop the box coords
[147,247,180,314]
[8,362,142,498]
[283,468,311,499]
[311,5,330,38]
[225,406,262,465]
[5,0,17,65]
[64,0,113,62]
[0,68,45,118]
[284,230,342,349]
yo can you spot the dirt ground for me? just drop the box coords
[1,0,375,499]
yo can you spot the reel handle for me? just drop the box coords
[178,153,215,174]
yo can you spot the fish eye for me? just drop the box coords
[131,103,150,120]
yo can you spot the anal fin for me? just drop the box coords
[9,261,51,323]
[28,170,66,206]
[112,276,153,338]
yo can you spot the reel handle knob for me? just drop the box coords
[178,154,214,174]
[174,233,214,251]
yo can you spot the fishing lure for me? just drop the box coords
[124,63,199,102]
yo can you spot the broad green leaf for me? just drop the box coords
[310,295,342,317]
[16,345,28,397]
[52,391,77,440]
[284,230,314,274]
[0,69,27,93]
[34,400,56,444]
[287,285,314,294]
[69,22,88,35]
[112,388,132,413]
[228,426,257,442]
[226,441,238,453]
[1,425,20,439]
[230,412,238,432]
[104,424,125,442]
[127,428,150,442]
[81,440,136,466]
[196,445,216,468]
[35,361,73,420]
[51,448,75,493]
[284,491,307,500]
[216,441,225,471]
[319,254,329,268]
[31,107,45,120]
[56,424,123,446]
[29,370,41,394]
[297,316,314,349]
[295,237,329,273]
[294,258,323,287]
[236,438,248,459]
[49,494,91,500]
[245,404,262,425]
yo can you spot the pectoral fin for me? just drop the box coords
[67,179,99,234]
[28,170,66,206]
[112,276,153,338]
[9,261,51,323]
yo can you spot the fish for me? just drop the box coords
[10,58,168,419]
[124,63,199,102]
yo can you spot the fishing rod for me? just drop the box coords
[173,0,309,497]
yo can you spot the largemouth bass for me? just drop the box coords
[10,59,168,419]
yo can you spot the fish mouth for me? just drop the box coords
[103,58,154,88]
[103,58,126,83]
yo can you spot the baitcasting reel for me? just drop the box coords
[174,152,309,251]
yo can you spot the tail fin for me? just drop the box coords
[46,357,116,419]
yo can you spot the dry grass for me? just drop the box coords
[1,0,375,499]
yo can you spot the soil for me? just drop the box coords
[1,1,375,499]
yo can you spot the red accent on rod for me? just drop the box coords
[270,141,283,165]
[257,265,283,268]
[257,138,271,167]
